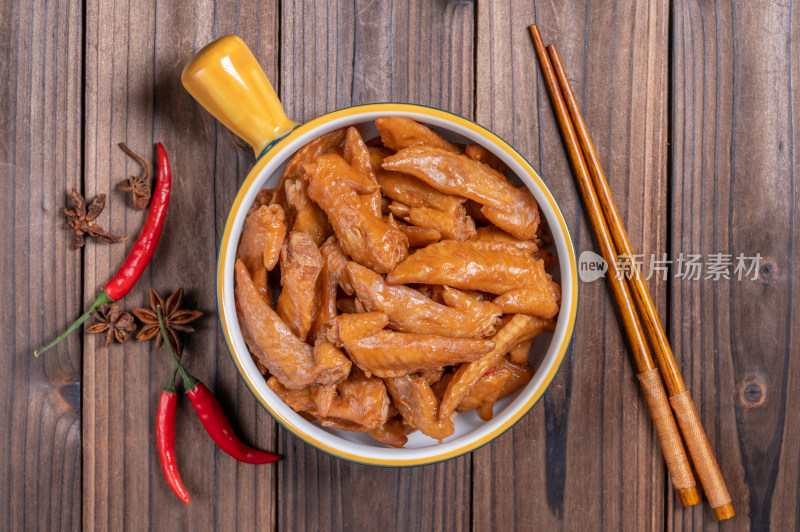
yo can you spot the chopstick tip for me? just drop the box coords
[677,487,700,508]
[714,502,735,521]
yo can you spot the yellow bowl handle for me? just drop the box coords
[181,35,299,157]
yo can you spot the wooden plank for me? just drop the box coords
[0,0,83,530]
[670,1,800,529]
[473,1,669,530]
[82,1,278,529]
[277,1,474,530]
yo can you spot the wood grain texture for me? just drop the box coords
[82,1,278,530]
[278,1,473,531]
[0,0,83,530]
[671,1,800,529]
[5,0,800,529]
[473,2,669,530]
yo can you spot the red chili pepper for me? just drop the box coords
[157,369,191,504]
[35,143,172,356]
[104,143,171,299]
[156,306,280,465]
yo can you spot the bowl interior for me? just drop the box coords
[219,105,577,465]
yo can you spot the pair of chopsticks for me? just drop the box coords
[528,25,733,521]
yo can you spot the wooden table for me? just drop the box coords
[2,1,797,530]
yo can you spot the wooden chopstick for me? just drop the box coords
[527,24,702,510]
[543,41,734,521]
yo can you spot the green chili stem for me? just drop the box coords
[34,291,114,357]
[156,305,199,389]
[163,367,179,394]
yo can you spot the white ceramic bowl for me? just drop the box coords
[183,38,578,466]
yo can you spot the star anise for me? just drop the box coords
[64,188,128,249]
[117,143,152,210]
[86,304,137,347]
[133,288,203,354]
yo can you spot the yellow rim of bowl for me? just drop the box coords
[218,103,578,466]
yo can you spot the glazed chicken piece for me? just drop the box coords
[413,284,492,307]
[324,369,390,429]
[328,312,495,378]
[493,282,561,319]
[276,232,324,341]
[238,204,286,272]
[267,368,389,430]
[464,143,508,173]
[311,340,352,386]
[507,339,534,364]
[235,260,319,389]
[407,206,475,242]
[394,220,441,247]
[363,416,408,448]
[344,126,377,181]
[372,145,474,241]
[322,236,355,295]
[343,126,382,218]
[534,247,555,268]
[383,212,401,231]
[412,284,494,305]
[408,377,454,440]
[272,127,346,209]
[236,257,349,386]
[386,201,410,218]
[311,383,336,416]
[375,116,460,153]
[336,297,366,314]
[382,145,539,239]
[418,368,445,386]
[283,128,347,181]
[480,204,539,242]
[473,225,538,256]
[285,179,333,246]
[412,284,447,304]
[367,145,393,167]
[376,168,476,241]
[346,262,500,338]
[246,188,274,217]
[306,154,408,273]
[237,204,286,302]
[465,199,490,225]
[236,297,270,375]
[385,375,454,441]
[309,238,341,343]
[318,414,408,448]
[379,196,392,215]
[441,284,496,307]
[438,314,549,419]
[458,359,535,420]
[498,358,535,395]
[384,375,415,422]
[491,259,561,319]
[431,372,453,401]
[330,310,389,339]
[386,240,550,295]
[377,168,461,212]
[329,145,346,157]
[455,366,512,421]
[267,377,318,412]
